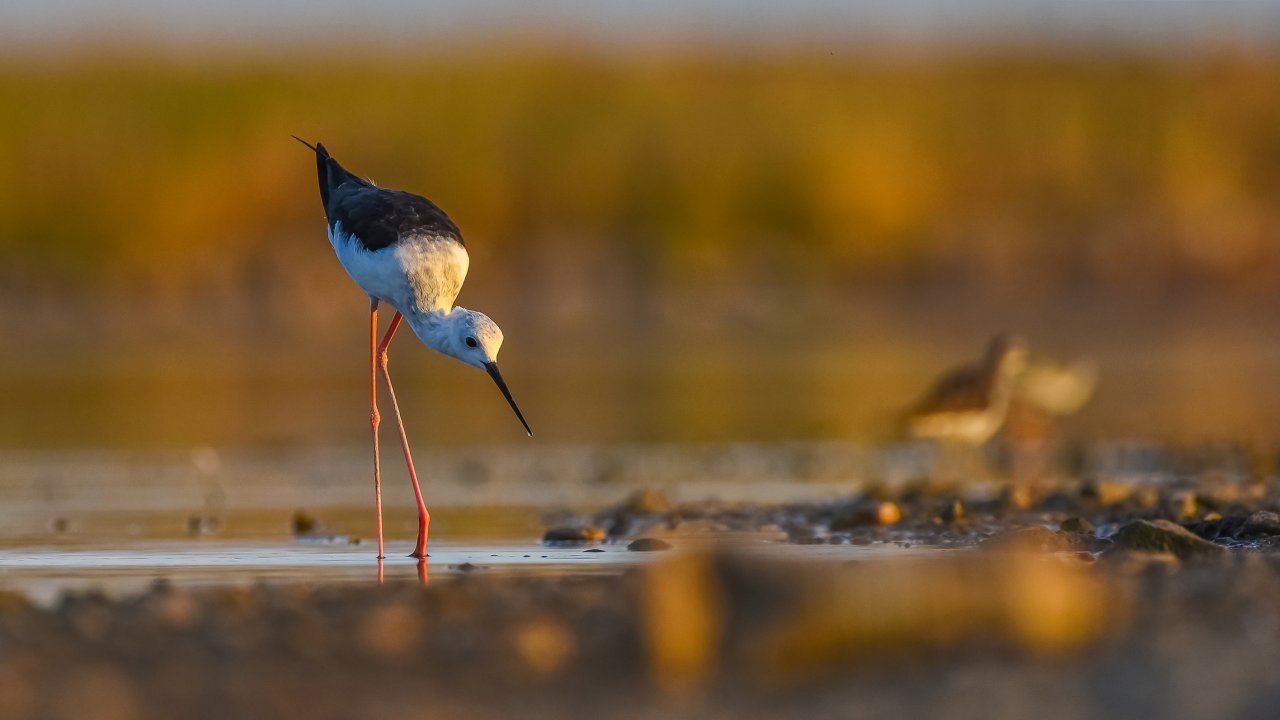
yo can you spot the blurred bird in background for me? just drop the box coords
[905,334,1030,482]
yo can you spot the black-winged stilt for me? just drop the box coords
[295,138,531,561]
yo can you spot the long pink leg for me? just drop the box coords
[376,312,431,558]
[369,298,386,560]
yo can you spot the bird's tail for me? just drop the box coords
[292,135,336,211]
[291,135,320,154]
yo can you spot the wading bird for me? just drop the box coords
[296,138,531,560]
[907,334,1029,446]
[905,334,1029,481]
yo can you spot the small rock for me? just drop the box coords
[1060,517,1095,535]
[877,502,902,525]
[1110,519,1227,559]
[1243,511,1280,536]
[831,501,901,530]
[1187,515,1245,541]
[584,548,605,553]
[456,562,479,572]
[1041,492,1079,513]
[937,499,966,524]
[829,504,877,531]
[292,510,317,535]
[542,526,606,543]
[627,538,672,552]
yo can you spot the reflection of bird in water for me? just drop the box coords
[907,334,1030,446]
[1005,353,1099,488]
[905,334,1030,482]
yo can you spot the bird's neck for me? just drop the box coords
[403,308,457,357]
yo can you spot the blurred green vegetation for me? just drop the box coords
[2,44,1279,330]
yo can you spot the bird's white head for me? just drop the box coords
[442,308,505,369]
[408,307,532,436]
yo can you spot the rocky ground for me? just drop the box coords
[550,468,1280,556]
[3,472,1280,719]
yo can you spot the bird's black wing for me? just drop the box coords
[328,186,464,251]
[295,138,463,251]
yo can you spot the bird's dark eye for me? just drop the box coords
[465,337,478,348]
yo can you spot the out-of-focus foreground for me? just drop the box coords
[1,546,1277,720]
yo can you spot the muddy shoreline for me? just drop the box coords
[3,470,1280,720]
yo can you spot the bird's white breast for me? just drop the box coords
[329,222,470,313]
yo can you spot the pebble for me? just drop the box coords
[1060,517,1096,534]
[878,502,903,525]
[292,510,317,535]
[1041,492,1079,513]
[1243,511,1280,536]
[1109,519,1226,559]
[829,502,884,531]
[937,499,965,524]
[627,538,672,552]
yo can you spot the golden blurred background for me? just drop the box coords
[2,4,1280,450]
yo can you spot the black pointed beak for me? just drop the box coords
[484,362,532,437]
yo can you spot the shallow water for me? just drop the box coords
[0,443,901,601]
[0,437,1243,604]
[0,538,933,606]
[0,541,638,604]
